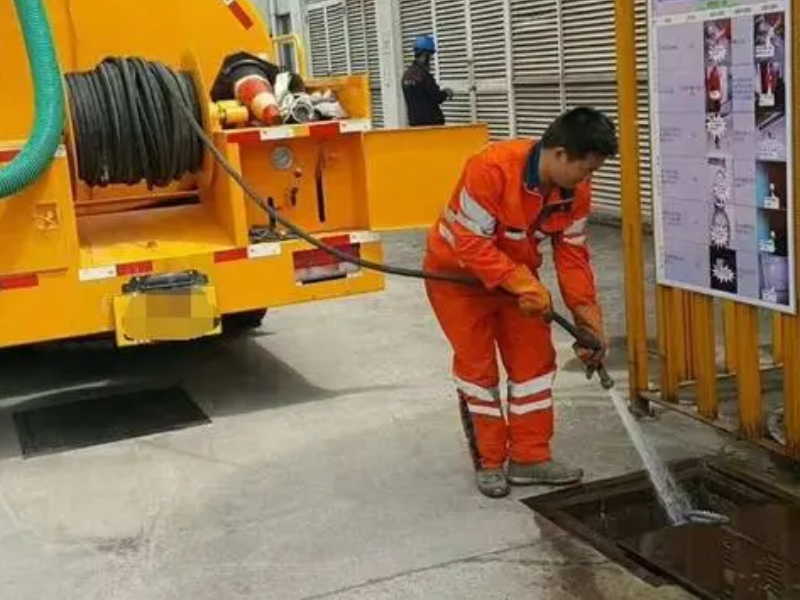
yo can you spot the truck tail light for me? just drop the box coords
[293,242,361,284]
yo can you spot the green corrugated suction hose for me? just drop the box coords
[0,0,65,198]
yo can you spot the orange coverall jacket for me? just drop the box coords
[424,139,598,311]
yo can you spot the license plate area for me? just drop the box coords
[113,270,221,346]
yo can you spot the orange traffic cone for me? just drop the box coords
[234,74,282,125]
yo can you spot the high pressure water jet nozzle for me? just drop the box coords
[550,311,616,390]
[684,509,730,525]
[593,365,616,390]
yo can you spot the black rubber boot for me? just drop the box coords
[476,468,510,498]
[507,460,583,486]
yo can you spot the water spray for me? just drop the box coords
[551,311,728,527]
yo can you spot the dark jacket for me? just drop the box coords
[402,63,448,126]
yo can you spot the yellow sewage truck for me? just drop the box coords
[0,0,487,348]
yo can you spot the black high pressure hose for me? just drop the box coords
[65,59,611,384]
[167,77,476,286]
[171,87,614,386]
[169,69,613,385]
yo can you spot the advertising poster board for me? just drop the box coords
[650,0,795,312]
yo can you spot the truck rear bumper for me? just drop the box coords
[0,231,385,348]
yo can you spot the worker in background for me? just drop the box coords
[402,35,453,127]
[424,107,618,498]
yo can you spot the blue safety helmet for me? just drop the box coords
[413,35,436,54]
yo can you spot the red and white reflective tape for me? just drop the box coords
[339,119,372,133]
[259,126,294,141]
[0,145,67,163]
[0,149,21,163]
[220,0,253,29]
[247,242,283,259]
[229,119,373,145]
[0,273,39,291]
[215,242,282,263]
[78,232,378,282]
[79,260,154,282]
[348,231,380,245]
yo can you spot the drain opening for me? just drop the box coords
[523,459,800,599]
[13,386,209,457]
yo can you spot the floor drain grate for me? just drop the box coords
[13,386,209,457]
[523,459,800,599]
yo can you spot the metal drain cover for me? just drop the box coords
[621,504,800,599]
[523,459,800,597]
[13,386,209,457]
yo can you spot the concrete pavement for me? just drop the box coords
[0,226,729,599]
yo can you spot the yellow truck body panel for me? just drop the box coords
[0,0,489,348]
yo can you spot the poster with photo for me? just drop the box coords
[705,19,733,152]
[650,0,795,313]
[754,12,787,160]
[707,156,735,249]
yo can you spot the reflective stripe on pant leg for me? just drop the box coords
[425,279,507,471]
[496,300,557,465]
[507,372,555,463]
[455,381,506,470]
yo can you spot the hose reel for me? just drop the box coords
[65,58,204,188]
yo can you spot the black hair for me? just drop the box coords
[540,107,618,159]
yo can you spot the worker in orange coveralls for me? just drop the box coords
[424,107,618,498]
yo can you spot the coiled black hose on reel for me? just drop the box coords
[66,57,203,188]
[64,57,612,385]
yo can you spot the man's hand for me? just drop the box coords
[443,88,454,101]
[500,265,552,318]
[572,304,606,368]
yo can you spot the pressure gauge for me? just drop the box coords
[271,146,294,170]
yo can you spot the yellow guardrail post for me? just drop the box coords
[658,287,683,403]
[772,313,784,364]
[692,293,718,420]
[614,0,650,405]
[722,301,738,373]
[735,303,762,440]
[683,293,696,380]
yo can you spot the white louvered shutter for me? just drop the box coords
[434,0,470,124]
[635,0,652,217]
[306,0,383,127]
[307,0,649,218]
[470,0,510,138]
[400,0,436,72]
[561,0,620,215]
[511,0,562,138]
[347,0,368,74]
[362,0,383,126]
[308,6,330,77]
[326,3,349,75]
[565,82,621,214]
[561,0,616,77]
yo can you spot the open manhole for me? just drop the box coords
[524,459,800,599]
[13,386,209,457]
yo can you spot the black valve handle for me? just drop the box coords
[550,311,615,390]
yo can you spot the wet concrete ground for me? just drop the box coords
[0,226,762,599]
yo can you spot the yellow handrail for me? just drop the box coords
[273,33,308,79]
